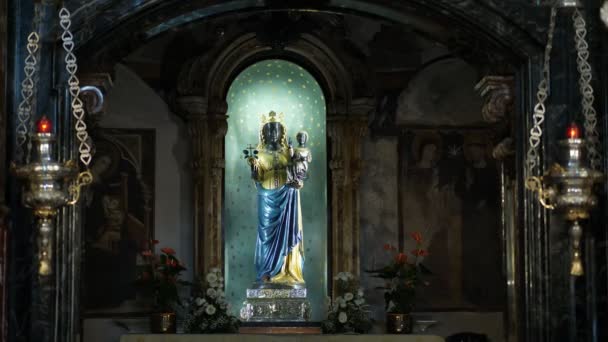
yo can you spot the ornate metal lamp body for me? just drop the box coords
[9,8,92,277]
[11,117,78,276]
[531,125,603,276]
[526,3,604,277]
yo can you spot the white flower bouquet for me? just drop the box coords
[182,268,240,333]
[321,272,373,334]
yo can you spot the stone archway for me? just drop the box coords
[173,31,375,283]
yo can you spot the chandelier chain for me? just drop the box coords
[572,9,601,170]
[526,6,557,178]
[59,7,92,167]
[16,32,39,163]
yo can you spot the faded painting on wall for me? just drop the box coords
[399,130,504,310]
[83,129,155,314]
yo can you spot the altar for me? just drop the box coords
[120,335,444,342]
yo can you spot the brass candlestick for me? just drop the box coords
[11,116,79,276]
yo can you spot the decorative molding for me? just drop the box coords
[475,75,515,124]
[79,73,113,127]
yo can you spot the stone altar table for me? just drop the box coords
[120,334,444,342]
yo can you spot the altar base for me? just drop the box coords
[240,287,311,322]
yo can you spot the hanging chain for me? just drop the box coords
[16,32,40,163]
[59,7,93,204]
[572,9,601,170]
[526,6,558,196]
[59,7,92,167]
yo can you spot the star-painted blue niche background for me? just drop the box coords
[224,59,328,320]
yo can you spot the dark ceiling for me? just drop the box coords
[66,0,551,61]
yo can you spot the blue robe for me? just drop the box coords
[254,184,303,281]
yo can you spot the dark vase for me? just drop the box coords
[150,312,176,334]
[386,313,412,334]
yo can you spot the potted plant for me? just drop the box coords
[182,267,240,333]
[136,240,187,333]
[366,232,430,334]
[321,272,373,334]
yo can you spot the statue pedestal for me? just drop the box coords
[240,287,311,322]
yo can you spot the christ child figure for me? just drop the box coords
[287,131,312,189]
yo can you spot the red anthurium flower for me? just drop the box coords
[411,249,429,257]
[383,243,392,251]
[161,247,175,255]
[410,232,423,244]
[141,250,153,257]
[151,239,160,245]
[395,253,408,264]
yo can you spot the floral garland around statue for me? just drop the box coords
[182,268,240,333]
[321,272,373,334]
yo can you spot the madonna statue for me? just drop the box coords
[246,111,311,286]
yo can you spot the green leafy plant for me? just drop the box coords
[136,240,187,312]
[366,232,431,313]
[321,272,373,334]
[183,268,240,333]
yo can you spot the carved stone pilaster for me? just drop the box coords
[328,98,372,288]
[475,75,515,124]
[177,96,227,275]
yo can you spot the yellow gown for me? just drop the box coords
[254,149,305,284]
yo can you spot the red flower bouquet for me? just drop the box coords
[136,240,187,312]
[367,232,431,313]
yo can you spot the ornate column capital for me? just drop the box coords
[79,72,113,119]
[176,95,209,119]
[474,76,515,123]
[349,97,375,118]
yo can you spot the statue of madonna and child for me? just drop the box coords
[240,111,312,321]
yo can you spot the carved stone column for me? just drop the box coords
[328,98,373,285]
[177,96,227,275]
[476,75,517,341]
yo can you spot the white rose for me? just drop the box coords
[220,302,227,310]
[195,297,205,306]
[354,298,365,306]
[217,289,225,298]
[338,311,348,323]
[206,304,217,315]
[210,267,220,274]
[344,293,354,301]
[357,288,364,297]
[207,288,217,298]
[206,273,218,284]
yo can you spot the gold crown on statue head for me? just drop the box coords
[261,111,285,125]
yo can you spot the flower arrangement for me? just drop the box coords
[366,232,431,313]
[321,272,373,334]
[183,268,240,333]
[136,240,187,312]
